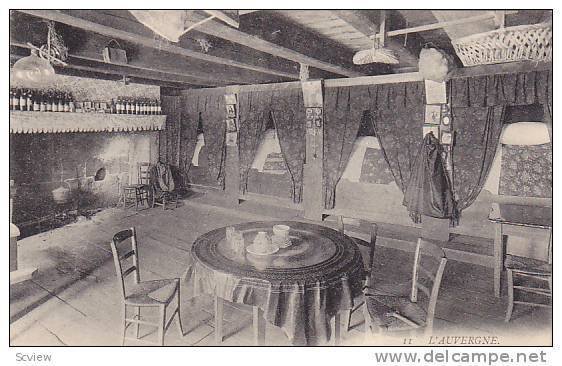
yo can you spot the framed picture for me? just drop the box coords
[425,104,441,125]
[226,104,236,118]
[441,131,453,144]
[314,114,323,128]
[224,94,237,105]
[83,101,92,112]
[226,131,238,146]
[423,125,439,138]
[225,118,237,132]
[424,79,447,104]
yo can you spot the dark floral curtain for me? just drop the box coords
[323,86,371,209]
[197,91,227,187]
[369,82,426,193]
[271,88,306,203]
[178,93,200,179]
[160,96,183,166]
[238,90,273,195]
[450,70,551,211]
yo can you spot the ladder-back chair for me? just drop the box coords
[337,216,378,333]
[363,237,448,339]
[505,228,552,322]
[122,163,151,210]
[110,227,184,345]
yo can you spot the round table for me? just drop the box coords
[183,221,365,346]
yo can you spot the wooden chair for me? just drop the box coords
[337,216,378,333]
[363,238,448,339]
[122,163,151,210]
[149,164,180,210]
[505,230,552,322]
[110,227,184,345]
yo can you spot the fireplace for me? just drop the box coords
[10,131,157,237]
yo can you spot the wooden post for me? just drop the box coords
[301,80,324,220]
[224,92,240,207]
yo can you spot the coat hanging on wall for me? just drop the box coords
[403,132,458,224]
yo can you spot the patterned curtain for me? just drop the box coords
[450,70,551,211]
[323,86,370,209]
[159,96,182,166]
[238,90,273,195]
[197,91,227,187]
[178,92,200,179]
[369,82,426,193]
[271,88,306,203]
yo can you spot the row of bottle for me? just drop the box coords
[113,98,162,115]
[10,88,163,115]
[10,88,75,112]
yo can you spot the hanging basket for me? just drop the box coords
[452,22,552,67]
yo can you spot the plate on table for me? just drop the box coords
[246,243,279,256]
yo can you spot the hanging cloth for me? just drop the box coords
[403,132,458,224]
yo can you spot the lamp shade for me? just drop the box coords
[12,53,55,83]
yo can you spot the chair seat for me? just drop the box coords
[365,294,427,330]
[124,184,149,190]
[370,281,412,297]
[125,278,178,305]
[505,254,551,274]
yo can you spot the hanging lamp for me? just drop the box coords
[353,10,399,65]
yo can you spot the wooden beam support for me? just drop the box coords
[188,12,366,77]
[330,10,419,68]
[17,10,299,79]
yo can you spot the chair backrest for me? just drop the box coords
[110,227,141,299]
[337,216,378,274]
[138,162,151,185]
[410,237,448,331]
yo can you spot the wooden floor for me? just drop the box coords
[10,193,552,346]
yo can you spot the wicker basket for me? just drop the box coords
[452,22,552,67]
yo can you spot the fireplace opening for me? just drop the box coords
[94,167,106,181]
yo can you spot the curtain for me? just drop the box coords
[369,82,426,193]
[323,86,370,209]
[197,91,227,187]
[238,90,273,195]
[160,96,182,166]
[179,92,200,179]
[271,88,306,203]
[450,70,551,211]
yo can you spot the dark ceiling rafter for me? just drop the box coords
[330,10,420,68]
[16,9,300,80]
[183,11,366,77]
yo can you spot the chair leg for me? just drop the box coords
[135,307,141,339]
[175,284,184,337]
[343,309,352,334]
[214,295,224,344]
[505,269,514,322]
[158,305,166,346]
[121,303,127,346]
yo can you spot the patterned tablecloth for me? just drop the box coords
[182,221,365,345]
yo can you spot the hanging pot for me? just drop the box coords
[52,181,72,204]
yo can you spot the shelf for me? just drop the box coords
[9,111,166,134]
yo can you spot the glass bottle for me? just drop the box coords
[33,90,40,111]
[26,90,33,112]
[9,89,14,110]
[40,91,46,112]
[58,93,64,112]
[19,89,27,111]
[157,100,162,115]
[69,93,75,112]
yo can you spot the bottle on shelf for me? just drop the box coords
[63,93,70,112]
[51,92,58,112]
[40,91,47,112]
[69,93,75,113]
[46,90,52,112]
[156,100,162,115]
[33,90,40,112]
[26,90,33,112]
[10,89,15,110]
[19,89,27,111]
[58,93,64,112]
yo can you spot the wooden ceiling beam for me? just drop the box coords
[185,12,366,77]
[330,10,419,68]
[10,41,237,87]
[17,10,299,80]
[10,53,190,88]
